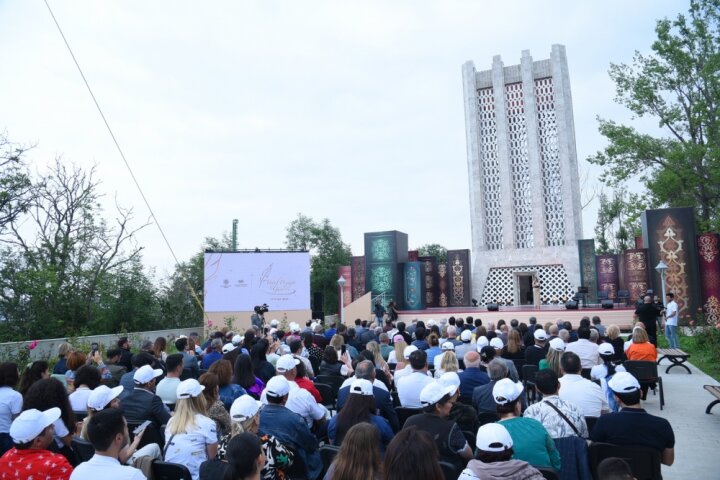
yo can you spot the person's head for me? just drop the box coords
[275,355,300,380]
[439,351,458,373]
[420,381,456,417]
[264,376,290,405]
[492,378,524,416]
[23,377,76,435]
[379,332,389,345]
[558,329,570,343]
[479,345,496,364]
[384,426,444,480]
[250,340,269,364]
[133,364,163,391]
[175,337,188,352]
[223,432,265,480]
[288,340,302,356]
[18,361,49,396]
[560,351,582,375]
[131,352,155,371]
[474,422,515,463]
[117,337,130,350]
[331,423,382,480]
[10,407,61,450]
[335,379,376,442]
[169,379,208,435]
[229,395,262,434]
[548,324,558,336]
[0,362,19,389]
[409,349,428,371]
[208,359,233,387]
[86,408,129,455]
[74,365,102,389]
[606,324,620,340]
[666,292,675,302]
[233,354,256,388]
[152,336,167,357]
[446,325,457,338]
[415,327,427,341]
[608,372,642,407]
[354,360,376,382]
[563,321,573,331]
[323,345,338,364]
[533,328,548,345]
[580,317,591,328]
[632,327,649,344]
[464,351,481,369]
[105,348,122,364]
[534,369,560,396]
[592,316,602,325]
[578,325,591,340]
[643,295,652,304]
[329,334,345,350]
[140,340,154,353]
[66,351,87,372]
[87,385,123,411]
[397,321,406,332]
[165,353,184,377]
[597,457,634,480]
[589,328,600,343]
[198,372,220,404]
[506,329,521,352]
[57,342,73,359]
[210,338,223,352]
[487,359,508,381]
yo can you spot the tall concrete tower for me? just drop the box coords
[462,45,582,306]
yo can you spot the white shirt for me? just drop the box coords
[340,377,388,392]
[156,377,181,404]
[392,365,413,384]
[70,453,146,480]
[666,300,679,326]
[0,386,22,432]
[397,371,434,407]
[261,380,328,426]
[565,339,600,369]
[164,414,217,480]
[558,374,608,417]
[69,386,93,412]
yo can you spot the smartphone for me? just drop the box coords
[91,342,99,354]
[341,344,346,355]
[132,420,152,436]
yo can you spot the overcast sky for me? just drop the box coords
[0,1,686,278]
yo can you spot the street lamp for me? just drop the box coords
[337,275,347,325]
[655,260,668,307]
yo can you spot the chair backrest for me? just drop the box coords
[319,444,341,476]
[617,290,630,299]
[462,430,476,452]
[522,364,538,383]
[623,361,659,382]
[73,410,88,422]
[284,447,308,479]
[315,374,344,392]
[512,359,526,380]
[584,416,598,434]
[165,403,176,412]
[51,374,69,390]
[395,407,422,427]
[313,383,336,409]
[477,411,499,427]
[71,436,95,462]
[309,355,321,375]
[180,368,198,381]
[589,442,661,480]
[439,460,461,480]
[152,461,193,480]
[128,421,165,449]
[597,290,609,300]
[537,467,560,480]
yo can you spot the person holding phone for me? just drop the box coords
[318,346,354,377]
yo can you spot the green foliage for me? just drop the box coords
[285,214,352,314]
[417,243,448,264]
[594,188,646,254]
[588,0,720,232]
[0,133,33,236]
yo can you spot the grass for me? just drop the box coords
[657,330,720,382]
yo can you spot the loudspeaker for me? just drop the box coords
[565,300,579,310]
[312,292,324,311]
[601,299,614,309]
[486,303,499,312]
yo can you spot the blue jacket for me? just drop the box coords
[458,367,490,399]
[259,404,321,480]
[337,384,400,432]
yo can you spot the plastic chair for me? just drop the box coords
[70,436,95,462]
[623,361,664,409]
[589,442,661,480]
[152,461,192,480]
[395,407,422,427]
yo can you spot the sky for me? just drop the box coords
[0,1,687,279]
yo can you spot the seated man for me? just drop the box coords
[473,358,526,414]
[397,349,434,408]
[104,348,128,387]
[156,353,184,405]
[523,369,588,439]
[558,352,608,417]
[119,353,156,400]
[0,407,73,479]
[591,372,675,466]
[120,365,171,429]
[259,376,321,480]
[458,351,489,400]
[336,360,399,432]
[565,326,600,370]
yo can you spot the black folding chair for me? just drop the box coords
[439,460,461,480]
[462,430,476,452]
[513,359,526,380]
[71,436,95,462]
[395,407,422,427]
[319,444,341,478]
[73,410,88,422]
[477,411,499,426]
[584,416,599,434]
[623,361,665,409]
[589,442,661,480]
[315,375,344,393]
[152,461,193,480]
[314,383,337,414]
[128,421,165,449]
[522,364,538,403]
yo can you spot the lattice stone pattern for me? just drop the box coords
[481,264,574,305]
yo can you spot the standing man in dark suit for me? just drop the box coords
[119,365,171,430]
[336,360,400,432]
[634,295,661,345]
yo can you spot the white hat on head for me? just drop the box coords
[270,319,279,327]
[310,322,318,330]
[476,423,514,452]
[222,343,237,354]
[492,378,524,405]
[534,329,548,341]
[349,379,374,396]
[549,338,566,352]
[598,343,615,356]
[87,385,123,411]
[177,379,205,399]
[232,335,242,345]
[403,345,419,359]
[420,382,457,407]
[9,408,61,444]
[265,375,290,398]
[460,330,472,342]
[441,342,455,351]
[439,372,461,392]
[426,319,437,327]
[476,336,489,350]
[230,395,262,422]
[276,354,300,373]
[608,372,641,393]
[489,338,504,349]
[134,365,163,384]
[290,323,301,333]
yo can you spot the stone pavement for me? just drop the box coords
[636,358,720,479]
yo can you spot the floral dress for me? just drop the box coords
[216,432,293,480]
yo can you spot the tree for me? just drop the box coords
[594,188,646,254]
[285,214,352,315]
[417,243,448,264]
[0,132,33,235]
[588,0,720,232]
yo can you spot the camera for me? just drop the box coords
[254,304,269,314]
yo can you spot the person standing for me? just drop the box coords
[663,293,679,349]
[633,295,661,346]
[388,300,399,323]
[532,275,541,308]
[374,300,386,328]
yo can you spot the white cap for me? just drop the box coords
[439,371,461,392]
[265,375,290,398]
[420,382,457,407]
[10,408,61,443]
[275,354,300,373]
[232,335,242,345]
[426,319,436,327]
[534,329,548,341]
[490,338,504,349]
[476,336,489,350]
[349,379,374,396]
[87,385,123,411]
[289,322,301,333]
[608,372,641,393]
[230,395,261,422]
[549,338,566,352]
[403,345,419,359]
[492,378,524,405]
[310,322,318,330]
[460,330,472,342]
[270,319,279,327]
[441,342,455,351]
[134,365,163,384]
[598,343,615,356]
[177,379,205,399]
[476,423,514,452]
[222,343,237,354]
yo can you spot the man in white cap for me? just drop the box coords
[591,372,675,466]
[397,350,434,407]
[222,335,244,365]
[454,330,476,359]
[490,337,520,382]
[0,407,73,478]
[120,364,170,429]
[525,328,549,367]
[393,345,418,383]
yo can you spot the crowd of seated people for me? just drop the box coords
[0,313,675,479]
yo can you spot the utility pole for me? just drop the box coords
[232,219,238,251]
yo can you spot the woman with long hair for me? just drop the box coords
[0,363,21,456]
[221,433,265,480]
[383,426,444,480]
[250,340,275,384]
[153,336,168,363]
[328,379,393,448]
[386,337,407,368]
[366,341,393,384]
[165,379,218,480]
[209,360,246,410]
[319,346,353,377]
[199,372,232,437]
[325,423,382,480]
[434,351,460,378]
[18,360,49,397]
[501,330,525,360]
[538,338,565,377]
[68,364,102,412]
[64,351,87,389]
[233,354,265,398]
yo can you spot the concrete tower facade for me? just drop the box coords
[462,45,582,306]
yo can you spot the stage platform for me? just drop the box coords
[396,304,637,331]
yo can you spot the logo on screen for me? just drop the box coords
[259,264,296,296]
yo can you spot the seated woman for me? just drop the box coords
[383,426,445,480]
[500,330,525,361]
[328,379,393,450]
[625,327,658,400]
[199,372,232,437]
[318,346,354,378]
[68,365,102,412]
[232,354,264,398]
[458,423,544,480]
[605,325,626,362]
[209,359,246,411]
[0,363,21,456]
[591,343,627,412]
[220,433,266,480]
[324,423,383,480]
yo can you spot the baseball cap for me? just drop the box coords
[230,395,262,422]
[476,336,489,350]
[232,335,242,345]
[420,382,457,407]
[439,372,461,393]
[289,322,301,333]
[426,319,437,327]
[490,338,504,349]
[492,378,524,405]
[270,319,279,327]
[534,329,548,341]
[134,364,163,384]
[460,330,472,342]
[276,354,300,373]
[476,423,513,452]
[10,408,61,443]
[349,379,374,396]
[265,375,290,398]
[608,372,641,393]
[549,338,566,352]
[87,385,123,411]
[177,379,205,399]
[403,345,419,359]
[441,342,455,351]
[222,343,237,354]
[598,343,615,356]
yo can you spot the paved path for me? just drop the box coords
[638,358,720,479]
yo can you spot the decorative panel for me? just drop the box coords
[437,263,449,307]
[403,262,425,310]
[577,239,598,303]
[364,231,409,306]
[481,264,573,306]
[418,256,437,307]
[623,249,650,304]
[337,266,352,313]
[697,234,720,326]
[505,82,533,249]
[477,86,503,250]
[535,77,565,247]
[351,256,366,301]
[596,254,619,299]
[447,250,471,307]
[408,250,419,262]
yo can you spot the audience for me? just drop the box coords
[522,369,588,439]
[0,363,22,456]
[199,372,232,436]
[524,329,549,367]
[324,422,382,480]
[119,365,170,429]
[18,360,49,397]
[233,354,265,398]
[209,359,246,410]
[458,351,490,400]
[558,352,608,417]
[337,360,399,432]
[565,326,600,370]
[24,378,77,454]
[539,338,565,376]
[397,350,434,408]
[591,343,627,412]
[155,353,183,405]
[328,379,393,449]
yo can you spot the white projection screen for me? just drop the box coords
[204,251,311,312]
